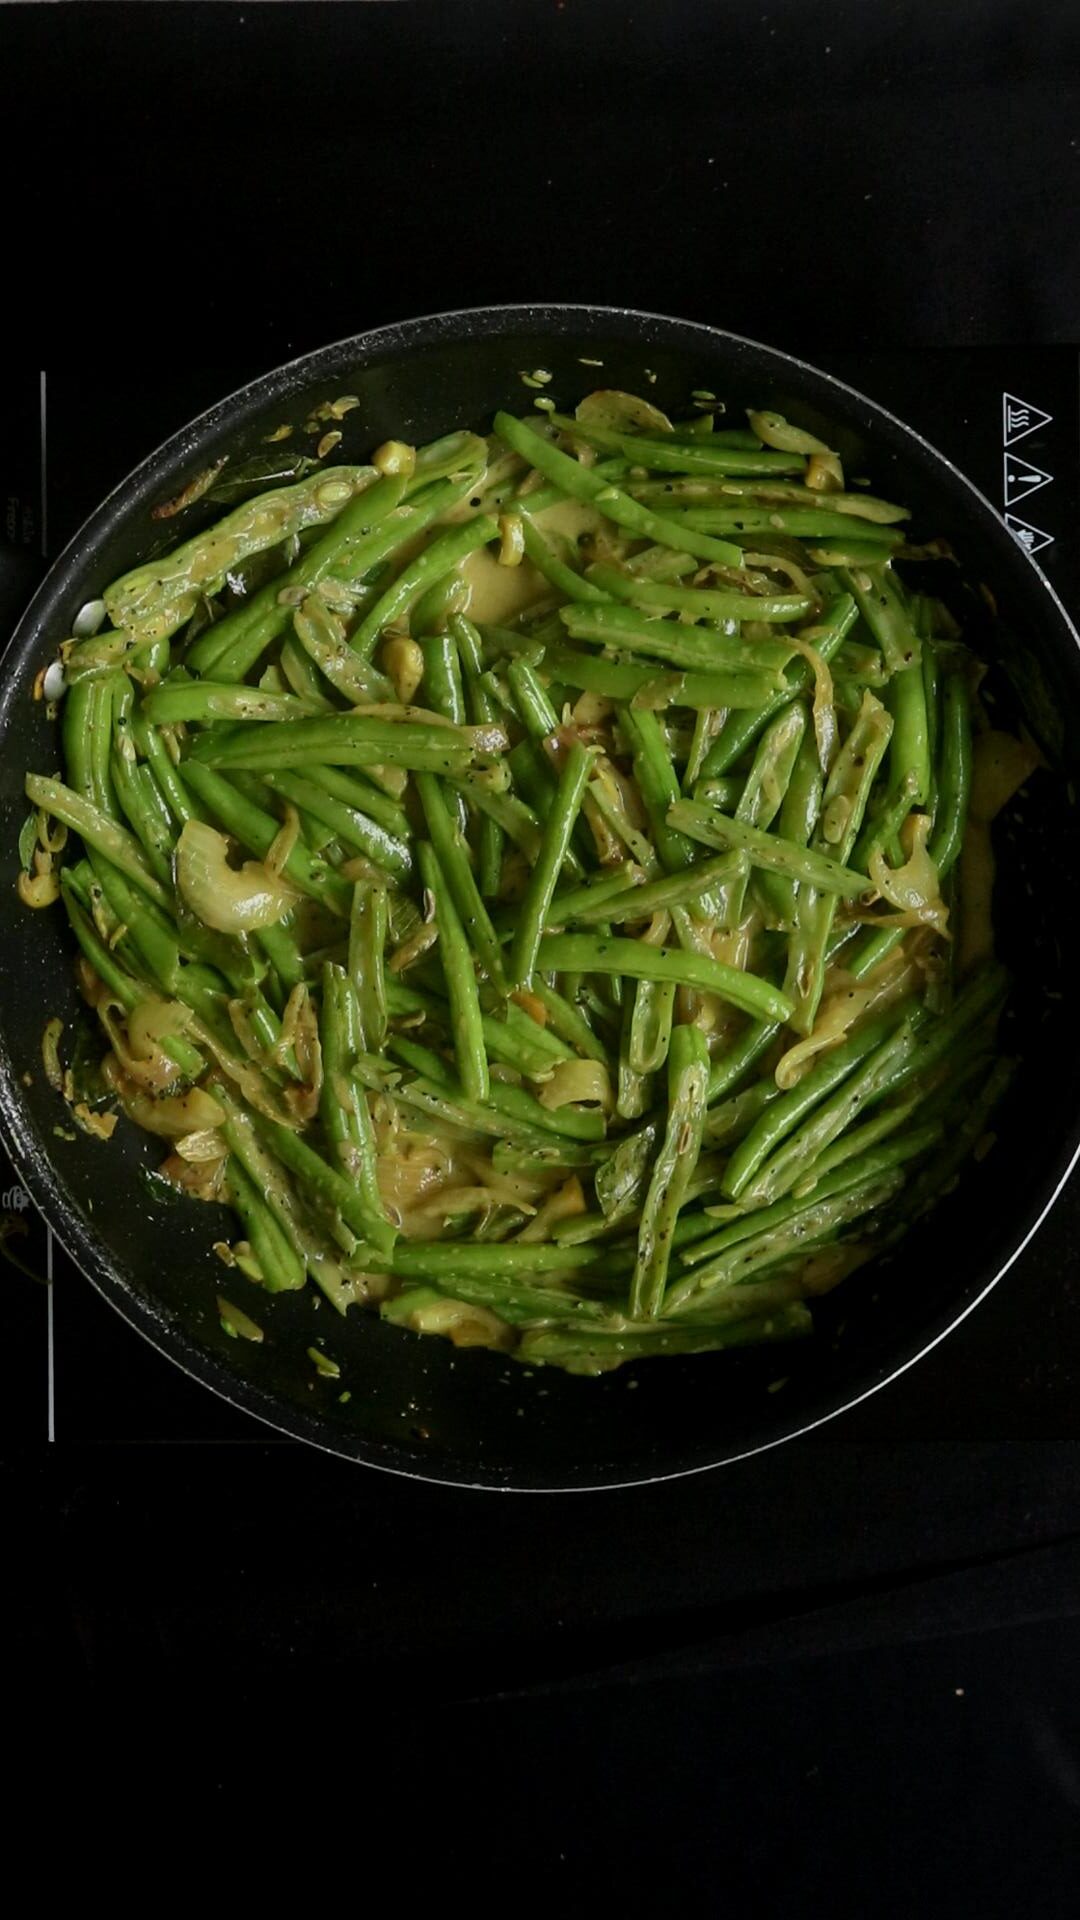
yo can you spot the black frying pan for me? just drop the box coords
[3,304,1079,1490]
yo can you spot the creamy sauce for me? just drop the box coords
[458,547,547,626]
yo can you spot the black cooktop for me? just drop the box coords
[5,7,1080,1898]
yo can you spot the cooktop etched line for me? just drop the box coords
[38,370,47,561]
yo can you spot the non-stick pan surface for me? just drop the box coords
[2,305,1079,1489]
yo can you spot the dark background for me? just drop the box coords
[3,0,1080,1902]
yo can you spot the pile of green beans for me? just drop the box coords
[19,389,1024,1377]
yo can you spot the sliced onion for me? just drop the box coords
[774,951,918,1089]
[786,633,837,772]
[806,452,845,492]
[176,820,299,933]
[174,1127,229,1163]
[515,1175,587,1242]
[747,410,832,456]
[576,389,674,435]
[102,1062,225,1138]
[536,1060,614,1113]
[868,813,948,933]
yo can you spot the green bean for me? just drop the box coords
[108,735,175,888]
[27,773,172,910]
[877,964,1007,1101]
[680,1122,941,1279]
[417,840,489,1103]
[738,1020,919,1207]
[107,466,380,645]
[349,516,498,658]
[756,722,824,927]
[616,988,652,1119]
[625,478,909,523]
[379,1237,603,1282]
[541,643,779,712]
[889,1057,1014,1227]
[392,1077,603,1163]
[348,880,388,1049]
[446,774,544,861]
[226,1156,307,1292]
[668,1170,904,1310]
[297,763,411,840]
[527,980,611,1066]
[520,516,611,604]
[493,412,744,566]
[724,702,808,924]
[515,1305,812,1373]
[130,714,205,824]
[415,772,507,991]
[672,507,902,548]
[86,855,180,995]
[186,471,411,676]
[420,631,467,724]
[703,1077,780,1148]
[561,603,793,679]
[585,560,816,625]
[627,979,677,1076]
[888,665,931,808]
[59,875,204,1077]
[411,569,471,635]
[61,678,97,800]
[850,769,920,880]
[510,743,595,988]
[252,1106,396,1255]
[320,962,388,1231]
[547,863,643,927]
[388,976,570,1078]
[919,616,941,812]
[838,563,920,673]
[63,628,146,682]
[699,592,857,776]
[631,1023,710,1318]
[536,934,794,1023]
[291,599,394,704]
[216,1093,365,1311]
[279,632,338,708]
[564,851,745,928]
[141,682,323,726]
[506,657,560,740]
[927,670,972,880]
[669,799,870,897]
[508,458,627,520]
[186,710,501,776]
[451,614,505,898]
[261,769,411,881]
[547,413,807,478]
[782,691,893,1032]
[721,1008,910,1199]
[707,1018,781,1104]
[620,707,699,874]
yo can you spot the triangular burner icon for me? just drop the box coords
[1004,512,1054,556]
[1003,451,1052,507]
[1002,392,1053,448]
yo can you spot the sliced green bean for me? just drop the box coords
[631,1022,710,1318]
[510,742,595,988]
[536,934,793,1024]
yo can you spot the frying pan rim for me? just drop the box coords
[2,300,1078,1491]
